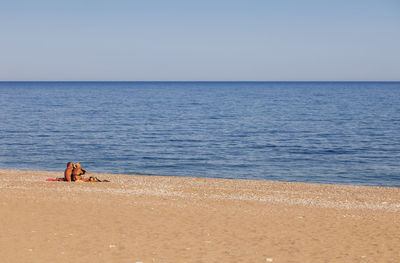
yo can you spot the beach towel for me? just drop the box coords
[45,177,109,182]
[46,178,65,182]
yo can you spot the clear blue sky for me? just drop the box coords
[1,0,399,81]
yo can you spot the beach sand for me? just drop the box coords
[0,169,399,263]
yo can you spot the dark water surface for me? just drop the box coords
[0,82,399,187]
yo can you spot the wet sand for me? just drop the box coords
[0,169,399,263]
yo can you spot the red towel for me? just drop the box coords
[46,178,65,181]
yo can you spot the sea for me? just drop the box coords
[0,81,399,187]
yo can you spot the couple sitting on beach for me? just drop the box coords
[64,162,107,182]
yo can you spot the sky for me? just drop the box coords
[0,0,399,81]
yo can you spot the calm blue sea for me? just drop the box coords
[0,82,399,187]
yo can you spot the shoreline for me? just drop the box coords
[1,169,399,262]
[2,167,399,188]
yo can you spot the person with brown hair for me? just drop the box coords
[64,162,73,182]
[72,162,89,181]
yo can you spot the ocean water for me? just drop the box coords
[0,81,399,187]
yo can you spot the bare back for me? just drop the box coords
[64,162,73,182]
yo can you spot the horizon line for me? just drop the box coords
[1,80,399,83]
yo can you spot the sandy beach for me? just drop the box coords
[0,169,399,263]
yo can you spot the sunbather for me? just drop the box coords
[72,162,90,181]
[64,162,73,182]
